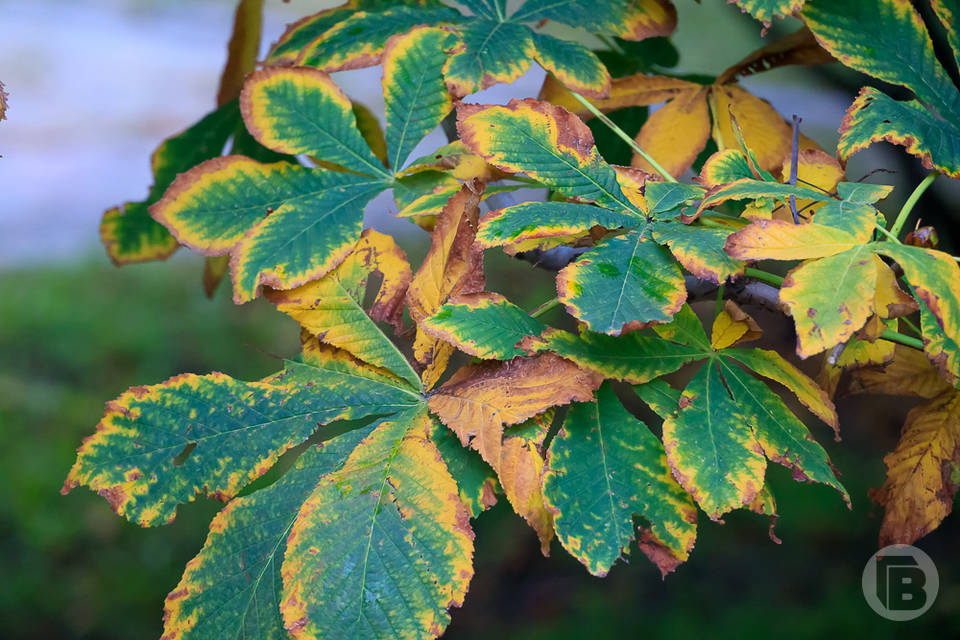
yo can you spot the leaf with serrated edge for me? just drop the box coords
[160,426,373,640]
[383,26,456,170]
[532,32,610,99]
[476,201,636,249]
[724,347,838,432]
[430,420,498,519]
[544,383,697,577]
[779,248,880,358]
[539,73,699,119]
[280,405,475,640]
[444,19,535,98]
[652,221,745,284]
[457,98,641,213]
[523,326,707,384]
[241,66,388,177]
[558,230,687,335]
[429,353,601,479]
[724,211,872,261]
[731,0,804,26]
[837,87,960,178]
[663,361,767,519]
[710,85,799,174]
[421,292,546,360]
[633,379,682,419]
[267,229,419,389]
[499,411,555,554]
[513,0,678,41]
[62,350,420,526]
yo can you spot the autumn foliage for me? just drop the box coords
[52,0,960,638]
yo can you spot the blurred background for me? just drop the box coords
[2,0,959,637]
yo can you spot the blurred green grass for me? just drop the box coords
[2,252,959,638]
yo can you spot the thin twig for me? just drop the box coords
[788,114,802,224]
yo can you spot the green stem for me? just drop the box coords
[889,172,938,239]
[715,284,725,316]
[880,329,924,351]
[569,91,678,183]
[874,222,901,244]
[899,315,921,336]
[530,297,560,319]
[744,267,784,287]
[596,34,624,55]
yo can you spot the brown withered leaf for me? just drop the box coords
[846,346,960,546]
[407,180,486,388]
[429,355,600,551]
[716,26,834,85]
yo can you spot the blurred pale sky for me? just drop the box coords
[0,0,874,267]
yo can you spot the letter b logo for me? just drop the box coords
[863,545,938,621]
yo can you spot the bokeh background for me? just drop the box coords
[2,0,959,637]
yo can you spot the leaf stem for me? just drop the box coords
[569,91,678,183]
[880,329,924,350]
[744,267,784,287]
[530,297,560,319]
[899,315,921,336]
[889,172,937,239]
[873,222,901,244]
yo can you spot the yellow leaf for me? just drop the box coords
[710,85,794,174]
[538,73,701,119]
[632,87,711,178]
[777,149,844,217]
[711,300,763,349]
[724,216,872,261]
[846,345,953,400]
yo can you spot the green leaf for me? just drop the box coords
[161,426,374,640]
[458,0,508,20]
[645,182,706,217]
[526,326,707,383]
[445,19,535,97]
[544,384,697,577]
[632,379,682,419]
[280,405,475,639]
[62,348,419,527]
[421,292,546,360]
[513,0,678,41]
[430,419,499,518]
[558,230,687,335]
[101,101,242,265]
[836,181,893,204]
[662,360,767,520]
[267,2,359,63]
[475,201,637,249]
[779,246,880,357]
[457,99,641,213]
[383,26,457,170]
[803,0,960,121]
[920,298,960,386]
[651,303,712,351]
[297,4,462,72]
[931,0,960,70]
[716,358,848,503]
[241,67,389,178]
[532,32,611,98]
[651,221,745,284]
[837,87,960,177]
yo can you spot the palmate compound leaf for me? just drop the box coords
[281,404,476,640]
[161,426,375,640]
[846,347,960,546]
[803,0,960,176]
[528,305,845,519]
[407,182,487,389]
[663,356,847,520]
[419,292,546,360]
[62,342,422,527]
[266,229,421,390]
[428,353,602,550]
[543,383,698,577]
